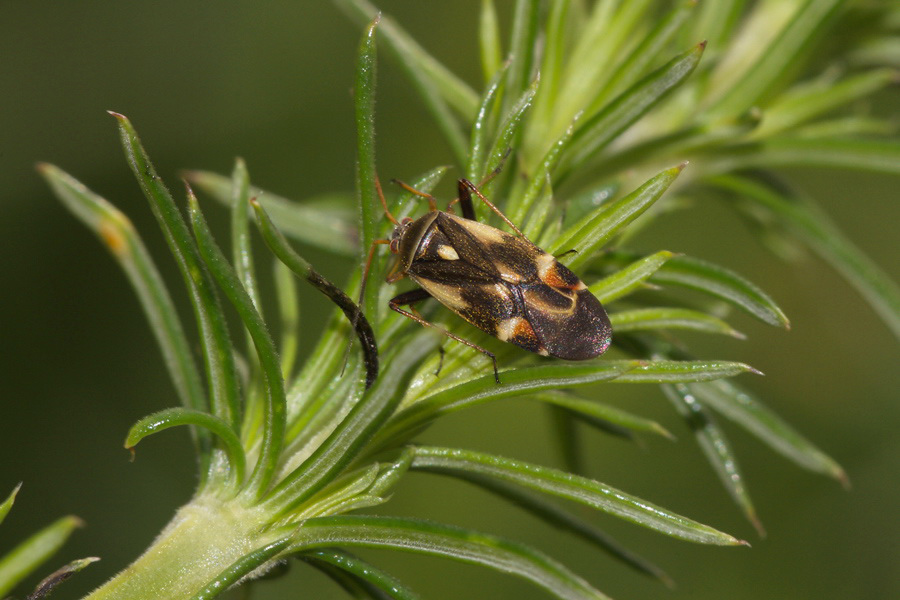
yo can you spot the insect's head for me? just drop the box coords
[389,217,414,254]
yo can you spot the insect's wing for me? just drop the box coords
[522,259,612,359]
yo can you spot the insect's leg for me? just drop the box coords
[458,178,528,241]
[390,179,438,212]
[375,176,399,224]
[389,289,501,384]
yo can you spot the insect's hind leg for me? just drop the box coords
[389,288,501,384]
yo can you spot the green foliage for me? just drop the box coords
[38,1,897,598]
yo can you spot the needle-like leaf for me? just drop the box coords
[409,446,746,546]
[289,515,612,600]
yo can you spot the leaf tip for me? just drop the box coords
[106,110,127,122]
[836,468,851,490]
[35,162,52,175]
[697,40,708,52]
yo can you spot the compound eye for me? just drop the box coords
[389,238,400,253]
[400,217,413,225]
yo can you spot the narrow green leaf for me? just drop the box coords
[551,0,656,141]
[647,254,790,328]
[557,42,706,182]
[662,384,764,537]
[754,68,897,138]
[588,250,675,304]
[691,379,847,484]
[0,483,22,526]
[333,0,479,120]
[39,164,207,419]
[613,359,760,383]
[185,169,356,255]
[290,515,612,600]
[719,136,900,174]
[109,113,241,438]
[466,64,508,183]
[298,465,380,520]
[0,516,83,597]
[355,16,381,320]
[525,0,571,159]
[479,0,502,84]
[230,158,260,313]
[26,557,100,600]
[610,308,745,338]
[124,408,246,487]
[709,174,900,339]
[300,549,420,600]
[706,0,845,121]
[550,165,686,271]
[502,0,540,116]
[453,475,674,586]
[189,192,285,498]
[481,78,539,189]
[274,260,300,379]
[191,538,292,600]
[410,446,746,546]
[371,361,636,452]
[263,337,426,515]
[533,392,674,439]
[335,0,470,162]
[251,200,379,389]
[588,0,698,116]
[509,117,579,227]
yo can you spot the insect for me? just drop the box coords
[367,176,612,383]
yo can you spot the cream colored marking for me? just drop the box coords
[496,317,525,342]
[575,281,587,290]
[500,272,521,284]
[538,348,550,356]
[535,252,556,279]
[446,212,509,244]
[437,244,460,261]
[416,279,469,313]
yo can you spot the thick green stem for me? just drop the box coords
[84,495,275,600]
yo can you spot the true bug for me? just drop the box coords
[366,176,612,383]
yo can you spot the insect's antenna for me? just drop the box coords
[377,176,399,225]
[459,178,527,239]
[478,147,513,188]
[391,179,438,212]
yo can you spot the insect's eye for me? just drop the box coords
[400,217,413,225]
[389,238,400,253]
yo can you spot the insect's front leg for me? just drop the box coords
[389,288,501,384]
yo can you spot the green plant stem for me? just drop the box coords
[84,496,273,600]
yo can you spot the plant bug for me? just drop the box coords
[365,176,612,383]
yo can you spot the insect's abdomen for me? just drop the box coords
[523,284,611,359]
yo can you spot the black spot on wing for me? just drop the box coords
[523,286,612,360]
[458,283,522,336]
[409,259,497,284]
[433,213,500,277]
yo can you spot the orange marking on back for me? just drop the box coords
[541,263,579,289]
[513,318,537,341]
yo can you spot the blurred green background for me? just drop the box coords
[1,2,897,599]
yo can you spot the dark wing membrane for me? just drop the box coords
[431,213,501,277]
[522,284,612,360]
